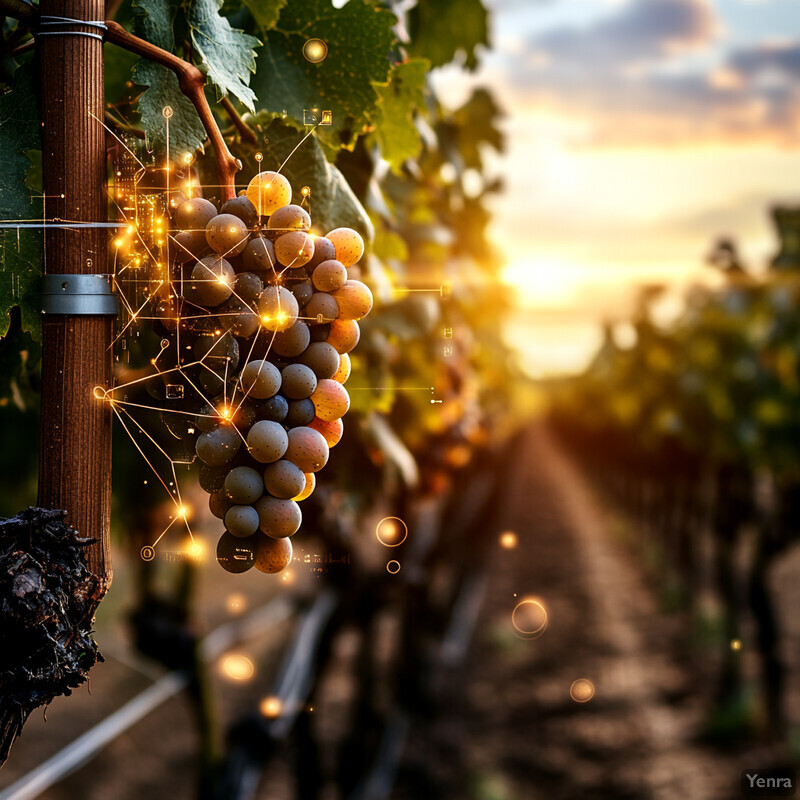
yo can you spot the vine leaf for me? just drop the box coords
[256,117,374,242]
[251,0,397,149]
[373,59,429,173]
[131,0,207,154]
[241,0,287,32]
[407,0,488,71]
[187,0,261,110]
[0,64,43,340]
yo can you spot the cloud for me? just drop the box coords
[530,0,718,69]
[501,0,800,147]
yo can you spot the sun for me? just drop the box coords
[502,258,591,307]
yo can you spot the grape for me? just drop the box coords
[268,204,311,232]
[189,256,235,306]
[291,281,314,308]
[255,495,302,538]
[254,394,289,422]
[305,292,339,324]
[263,460,306,499]
[285,398,316,428]
[310,379,350,421]
[206,214,249,257]
[293,472,315,501]
[175,197,217,232]
[225,505,260,537]
[327,319,360,354]
[312,260,347,293]
[254,534,293,574]
[326,227,364,267]
[196,427,241,465]
[275,231,315,268]
[233,272,264,303]
[258,286,299,332]
[242,237,276,274]
[280,364,317,399]
[216,531,256,573]
[247,419,289,463]
[334,280,373,320]
[239,359,281,399]
[309,416,344,448]
[199,369,230,397]
[299,341,340,379]
[273,320,311,358]
[219,296,259,338]
[309,323,331,343]
[193,332,239,372]
[224,465,264,504]
[306,236,336,270]
[199,463,227,493]
[209,491,233,519]
[196,403,221,433]
[285,426,329,473]
[246,171,291,217]
[221,195,259,228]
[332,352,351,383]
[172,229,208,261]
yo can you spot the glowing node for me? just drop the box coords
[570,679,595,703]
[301,186,311,197]
[302,38,328,63]
[255,152,263,163]
[187,540,203,559]
[499,531,518,549]
[140,545,156,562]
[731,639,742,651]
[376,516,408,547]
[162,106,174,119]
[226,593,247,615]
[183,152,194,164]
[220,653,255,682]
[177,505,189,518]
[259,696,283,718]
[511,597,548,639]
[386,560,401,574]
[93,385,108,400]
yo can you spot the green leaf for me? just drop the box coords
[0,63,43,340]
[372,59,429,173]
[131,0,207,154]
[187,0,261,110]
[452,88,503,168]
[407,0,488,71]
[251,0,396,149]
[256,118,374,242]
[241,0,287,32]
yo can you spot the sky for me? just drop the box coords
[431,0,800,376]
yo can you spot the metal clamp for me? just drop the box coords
[41,274,118,316]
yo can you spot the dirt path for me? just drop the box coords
[396,425,742,800]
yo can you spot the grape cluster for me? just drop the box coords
[154,171,372,575]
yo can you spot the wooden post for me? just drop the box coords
[37,0,113,593]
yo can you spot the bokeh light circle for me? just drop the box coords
[302,38,328,63]
[259,695,283,718]
[570,678,595,703]
[376,516,408,547]
[220,653,255,682]
[511,597,548,638]
[386,560,401,574]
[499,531,518,549]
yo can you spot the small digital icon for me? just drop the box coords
[165,384,184,400]
[320,110,332,126]
[443,344,453,357]
[303,108,320,125]
[140,545,156,561]
[443,327,453,338]
[302,38,328,63]
[316,313,325,324]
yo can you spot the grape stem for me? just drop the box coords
[0,0,241,200]
[105,21,240,201]
[219,96,258,146]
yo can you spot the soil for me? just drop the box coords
[1,424,797,800]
